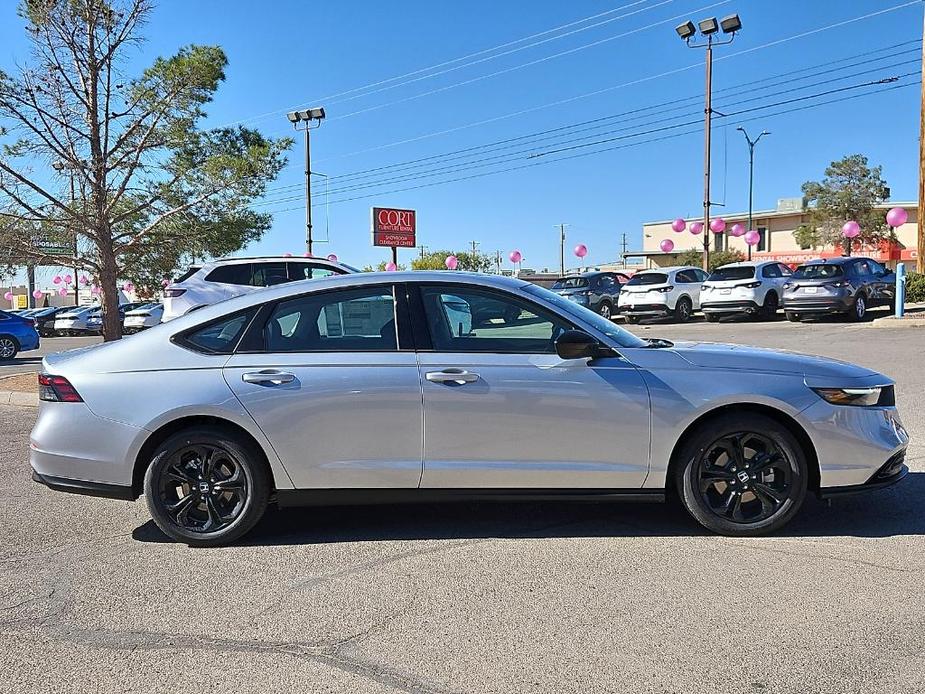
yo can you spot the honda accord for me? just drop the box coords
[30,273,909,545]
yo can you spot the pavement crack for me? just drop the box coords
[727,538,921,574]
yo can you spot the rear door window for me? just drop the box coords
[250,262,289,287]
[287,262,343,281]
[178,308,258,354]
[205,264,252,286]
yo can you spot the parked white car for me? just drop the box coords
[53,306,99,336]
[701,261,793,321]
[162,256,357,322]
[123,303,163,333]
[617,266,708,323]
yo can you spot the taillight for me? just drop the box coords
[741,281,763,289]
[165,288,186,298]
[38,374,83,402]
[656,285,675,293]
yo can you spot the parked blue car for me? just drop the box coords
[0,309,40,359]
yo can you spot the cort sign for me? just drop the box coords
[371,207,416,247]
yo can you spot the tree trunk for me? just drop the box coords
[98,235,121,342]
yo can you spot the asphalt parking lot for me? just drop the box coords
[2,315,924,693]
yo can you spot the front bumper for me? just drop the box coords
[818,451,908,498]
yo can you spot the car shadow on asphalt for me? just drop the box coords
[132,472,925,546]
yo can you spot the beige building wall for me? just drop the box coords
[638,202,918,268]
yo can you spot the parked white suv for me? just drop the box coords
[162,256,356,321]
[617,266,708,323]
[700,261,793,321]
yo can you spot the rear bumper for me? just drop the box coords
[701,300,760,313]
[618,302,671,316]
[782,297,852,313]
[32,469,135,500]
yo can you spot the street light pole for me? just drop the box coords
[287,107,326,255]
[737,127,770,261]
[676,13,742,272]
[558,223,568,276]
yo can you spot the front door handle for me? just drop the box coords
[242,370,295,385]
[425,369,479,384]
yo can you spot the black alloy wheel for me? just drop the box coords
[674,296,693,322]
[145,427,270,546]
[677,413,807,535]
[786,312,801,322]
[851,294,867,321]
[761,292,779,319]
[598,301,613,320]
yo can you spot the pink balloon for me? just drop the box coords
[283,252,293,257]
[574,244,588,258]
[3,291,12,301]
[79,274,89,285]
[161,279,170,288]
[326,254,338,263]
[690,222,704,235]
[123,281,134,292]
[659,239,675,253]
[303,252,313,257]
[444,255,458,270]
[63,274,72,285]
[52,275,62,285]
[886,207,908,228]
[385,262,398,272]
[58,288,67,297]
[730,223,746,238]
[710,218,726,233]
[744,230,761,246]
[32,290,43,299]
[671,218,686,233]
[842,221,860,239]
[91,285,101,295]
[509,250,522,264]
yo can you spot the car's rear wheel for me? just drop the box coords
[850,294,867,321]
[144,426,270,547]
[785,311,801,322]
[676,413,808,536]
[598,300,613,320]
[704,313,720,322]
[760,292,779,319]
[673,296,693,322]
[0,335,19,360]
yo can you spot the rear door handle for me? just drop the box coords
[242,370,295,385]
[425,369,479,384]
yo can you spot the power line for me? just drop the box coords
[256,78,915,213]
[217,0,665,128]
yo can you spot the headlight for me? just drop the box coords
[701,284,710,291]
[812,386,884,407]
[782,282,793,290]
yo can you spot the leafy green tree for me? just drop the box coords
[793,224,821,250]
[361,261,407,272]
[676,248,744,272]
[801,154,890,250]
[0,1,290,339]
[411,250,493,272]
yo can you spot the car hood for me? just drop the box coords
[667,341,886,381]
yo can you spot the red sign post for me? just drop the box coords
[372,208,416,260]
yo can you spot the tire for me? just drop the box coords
[625,315,640,324]
[704,313,720,322]
[785,312,801,323]
[675,413,808,536]
[0,335,19,360]
[673,296,693,322]
[144,426,271,547]
[597,300,613,321]
[760,292,779,320]
[849,294,867,322]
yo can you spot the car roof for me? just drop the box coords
[799,256,874,266]
[714,260,776,269]
[636,266,699,273]
[204,255,344,267]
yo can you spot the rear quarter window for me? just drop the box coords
[175,308,258,354]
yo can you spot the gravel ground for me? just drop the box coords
[1,318,923,694]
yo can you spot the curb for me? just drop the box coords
[870,315,925,328]
[0,390,38,407]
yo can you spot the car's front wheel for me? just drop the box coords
[850,294,867,322]
[598,300,613,320]
[144,426,271,547]
[785,311,801,322]
[673,296,693,322]
[704,313,720,322]
[675,413,808,536]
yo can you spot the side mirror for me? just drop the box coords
[555,330,612,360]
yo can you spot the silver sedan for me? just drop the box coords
[30,272,909,546]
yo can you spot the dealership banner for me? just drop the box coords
[371,207,416,248]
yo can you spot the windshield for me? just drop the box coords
[793,264,844,279]
[524,284,646,348]
[626,272,668,286]
[710,266,755,281]
[552,277,589,289]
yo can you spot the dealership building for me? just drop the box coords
[627,199,919,269]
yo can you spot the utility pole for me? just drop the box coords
[558,223,568,276]
[469,240,480,254]
[918,5,925,273]
[495,250,502,274]
[621,232,628,261]
[418,244,428,260]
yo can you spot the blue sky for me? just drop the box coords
[1,0,921,276]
